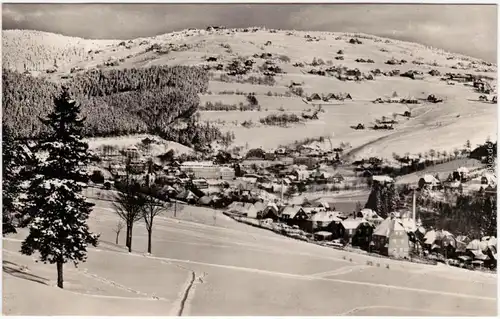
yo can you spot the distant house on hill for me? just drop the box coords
[453,167,470,182]
[332,173,345,183]
[481,172,497,186]
[311,200,331,211]
[292,169,310,181]
[307,93,322,101]
[418,174,441,190]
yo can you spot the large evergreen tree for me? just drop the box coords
[19,89,99,289]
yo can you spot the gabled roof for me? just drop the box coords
[281,206,301,218]
[310,211,341,222]
[264,202,279,212]
[341,218,364,230]
[302,207,318,215]
[373,218,393,237]
[372,175,394,183]
[420,174,440,184]
[456,166,469,173]
[373,217,407,237]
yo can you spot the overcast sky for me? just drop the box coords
[2,3,497,62]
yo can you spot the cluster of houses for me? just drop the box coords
[225,193,497,270]
[417,166,497,195]
[94,140,353,208]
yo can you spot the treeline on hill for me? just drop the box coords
[3,66,225,149]
[418,191,496,239]
[366,182,497,238]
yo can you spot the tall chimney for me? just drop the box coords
[412,189,416,223]
[281,180,284,203]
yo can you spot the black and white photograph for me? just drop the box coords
[1,1,498,316]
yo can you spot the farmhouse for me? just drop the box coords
[260,202,280,221]
[341,219,364,243]
[294,156,319,169]
[330,173,344,183]
[280,206,305,220]
[351,221,376,249]
[372,217,410,258]
[481,172,496,186]
[180,161,218,178]
[180,161,235,180]
[192,179,209,189]
[418,174,441,190]
[371,175,394,185]
[305,211,343,233]
[454,167,469,181]
[358,208,384,226]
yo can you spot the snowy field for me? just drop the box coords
[3,197,497,316]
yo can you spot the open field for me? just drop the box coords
[3,197,496,316]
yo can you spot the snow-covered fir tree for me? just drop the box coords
[2,126,31,235]
[20,89,99,289]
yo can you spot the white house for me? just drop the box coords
[418,174,441,189]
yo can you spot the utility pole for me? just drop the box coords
[174,200,177,218]
[412,187,417,223]
[281,179,284,203]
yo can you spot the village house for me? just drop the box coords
[303,211,342,233]
[351,220,376,249]
[309,169,332,182]
[227,201,259,218]
[292,169,310,181]
[371,175,394,186]
[240,158,276,170]
[340,219,364,243]
[311,200,331,211]
[294,156,319,169]
[481,172,497,186]
[192,178,209,189]
[275,156,294,166]
[260,202,280,221]
[453,167,470,182]
[220,166,236,180]
[180,161,219,179]
[331,173,345,184]
[418,174,441,190]
[280,205,307,221]
[371,217,410,258]
[358,208,384,226]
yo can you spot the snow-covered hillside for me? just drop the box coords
[3,27,497,161]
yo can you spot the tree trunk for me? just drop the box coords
[57,261,64,289]
[147,229,152,254]
[115,231,120,245]
[125,224,131,248]
[128,226,133,253]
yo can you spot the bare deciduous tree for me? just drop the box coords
[142,192,170,254]
[113,182,145,253]
[113,220,124,245]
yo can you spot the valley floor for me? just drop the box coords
[2,198,497,316]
